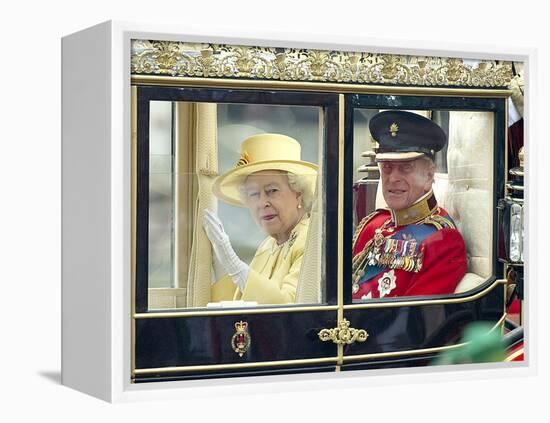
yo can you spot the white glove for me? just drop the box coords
[211,251,226,283]
[203,209,249,290]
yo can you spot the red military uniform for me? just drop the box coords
[352,191,467,300]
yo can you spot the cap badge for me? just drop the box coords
[236,151,251,167]
[389,122,399,137]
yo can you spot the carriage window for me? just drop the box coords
[145,101,326,310]
[352,108,495,301]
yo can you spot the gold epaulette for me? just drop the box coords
[422,214,456,230]
[352,210,385,249]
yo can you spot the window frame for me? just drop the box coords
[135,85,341,313]
[344,93,507,306]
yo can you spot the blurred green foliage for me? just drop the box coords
[435,322,506,365]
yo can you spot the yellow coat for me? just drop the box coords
[211,218,309,305]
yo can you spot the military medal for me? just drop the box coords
[231,321,251,357]
[352,269,364,294]
[353,218,426,297]
[373,228,385,248]
[377,269,397,298]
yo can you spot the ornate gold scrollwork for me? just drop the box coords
[131,40,514,88]
[318,318,368,345]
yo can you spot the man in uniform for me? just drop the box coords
[352,110,467,300]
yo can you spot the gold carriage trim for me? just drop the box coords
[318,318,369,345]
[131,40,514,88]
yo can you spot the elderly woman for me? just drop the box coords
[203,133,317,305]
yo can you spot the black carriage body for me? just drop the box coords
[134,282,504,382]
[132,84,510,383]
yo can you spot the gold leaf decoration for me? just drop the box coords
[131,39,514,88]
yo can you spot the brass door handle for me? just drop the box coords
[318,318,368,345]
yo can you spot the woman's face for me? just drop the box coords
[242,170,304,244]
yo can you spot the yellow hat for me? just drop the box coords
[213,133,318,206]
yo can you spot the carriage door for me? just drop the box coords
[131,85,343,382]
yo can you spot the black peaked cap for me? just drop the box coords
[369,110,447,161]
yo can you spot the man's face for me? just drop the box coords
[379,158,434,210]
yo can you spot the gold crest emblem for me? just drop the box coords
[389,122,399,137]
[231,321,251,357]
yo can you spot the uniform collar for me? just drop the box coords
[390,190,438,226]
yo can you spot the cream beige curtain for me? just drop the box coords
[296,110,324,303]
[295,190,322,303]
[174,102,218,308]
